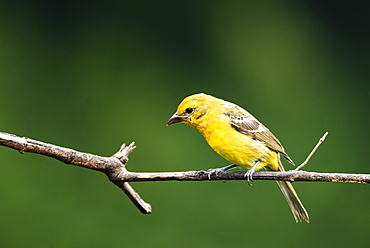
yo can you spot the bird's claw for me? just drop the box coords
[244,160,260,186]
[207,168,224,180]
[244,170,254,186]
[206,164,237,180]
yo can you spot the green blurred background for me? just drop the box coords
[1,0,369,247]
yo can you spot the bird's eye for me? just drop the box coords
[185,108,194,114]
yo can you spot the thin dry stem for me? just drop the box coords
[295,132,329,171]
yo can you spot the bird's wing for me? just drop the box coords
[224,105,294,164]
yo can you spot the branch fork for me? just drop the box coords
[111,142,152,214]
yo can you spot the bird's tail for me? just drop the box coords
[276,180,309,223]
[275,160,309,223]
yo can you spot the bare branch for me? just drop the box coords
[119,170,370,184]
[0,132,112,171]
[0,132,151,213]
[0,131,369,214]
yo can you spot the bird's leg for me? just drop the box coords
[216,164,238,172]
[207,164,237,179]
[208,164,237,173]
[245,160,261,186]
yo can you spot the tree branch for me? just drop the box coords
[1,132,369,214]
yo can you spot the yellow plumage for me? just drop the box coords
[167,93,309,223]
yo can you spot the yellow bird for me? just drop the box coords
[167,93,309,223]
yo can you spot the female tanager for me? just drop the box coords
[167,93,309,223]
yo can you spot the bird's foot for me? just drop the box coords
[207,164,237,180]
[244,160,260,186]
[244,169,254,186]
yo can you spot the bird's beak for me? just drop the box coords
[167,113,187,125]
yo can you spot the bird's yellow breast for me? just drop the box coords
[195,113,279,171]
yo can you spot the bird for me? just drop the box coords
[167,93,309,223]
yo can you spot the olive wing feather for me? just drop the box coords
[224,105,294,164]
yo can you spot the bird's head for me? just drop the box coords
[167,93,219,128]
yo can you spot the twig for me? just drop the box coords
[0,131,368,214]
[119,182,152,214]
[295,132,329,171]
